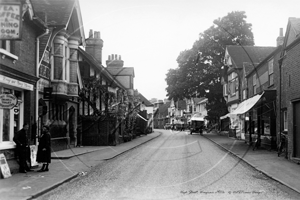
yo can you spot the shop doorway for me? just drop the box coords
[69,106,75,146]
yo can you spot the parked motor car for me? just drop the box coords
[190,120,205,135]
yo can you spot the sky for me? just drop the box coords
[79,0,299,101]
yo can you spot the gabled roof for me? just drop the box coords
[193,97,206,105]
[31,0,85,61]
[197,98,208,104]
[157,102,171,116]
[32,0,75,26]
[246,45,282,78]
[138,93,153,107]
[225,46,276,69]
[283,17,300,50]
[78,48,125,90]
[106,67,135,77]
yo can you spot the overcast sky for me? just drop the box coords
[79,0,299,101]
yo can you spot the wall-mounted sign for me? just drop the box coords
[0,4,21,40]
[0,75,33,91]
[0,94,18,109]
[0,153,12,179]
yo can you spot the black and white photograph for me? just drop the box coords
[1,0,300,199]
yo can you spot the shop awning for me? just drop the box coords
[190,114,204,121]
[231,92,264,115]
[220,113,230,120]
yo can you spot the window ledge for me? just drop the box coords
[0,48,18,61]
[0,142,16,150]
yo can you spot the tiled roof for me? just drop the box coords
[226,46,276,69]
[78,48,125,89]
[194,97,206,104]
[106,67,135,77]
[243,62,258,77]
[157,102,171,116]
[138,93,153,107]
[285,18,300,49]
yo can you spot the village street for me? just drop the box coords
[37,130,300,200]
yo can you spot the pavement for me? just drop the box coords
[0,132,162,200]
[203,130,300,194]
[1,130,300,200]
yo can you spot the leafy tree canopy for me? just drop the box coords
[165,11,254,121]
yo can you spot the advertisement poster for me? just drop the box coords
[30,145,38,167]
[0,153,11,179]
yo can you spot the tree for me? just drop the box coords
[165,11,254,122]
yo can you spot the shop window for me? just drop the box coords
[268,59,274,86]
[0,88,23,148]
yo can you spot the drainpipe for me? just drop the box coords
[36,28,49,145]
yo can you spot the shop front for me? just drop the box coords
[231,90,277,149]
[0,73,38,173]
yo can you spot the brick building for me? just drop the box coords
[31,0,85,151]
[0,0,46,172]
[222,46,276,139]
[279,18,300,161]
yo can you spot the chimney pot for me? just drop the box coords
[280,28,283,37]
[115,54,117,60]
[89,29,93,38]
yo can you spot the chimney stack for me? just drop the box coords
[85,29,104,64]
[106,54,124,68]
[277,28,284,47]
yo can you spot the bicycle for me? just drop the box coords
[278,132,287,157]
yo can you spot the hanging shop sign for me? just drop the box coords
[0,153,12,179]
[0,93,18,109]
[0,4,22,40]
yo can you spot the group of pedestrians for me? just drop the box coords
[13,124,51,173]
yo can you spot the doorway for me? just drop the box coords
[293,101,300,158]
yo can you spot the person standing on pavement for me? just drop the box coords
[36,125,51,172]
[13,123,33,173]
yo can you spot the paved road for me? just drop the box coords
[38,130,300,200]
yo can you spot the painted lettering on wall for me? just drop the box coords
[0,4,21,39]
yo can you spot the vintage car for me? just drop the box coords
[189,113,205,135]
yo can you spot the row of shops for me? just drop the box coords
[221,90,277,149]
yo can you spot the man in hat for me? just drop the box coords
[13,123,33,173]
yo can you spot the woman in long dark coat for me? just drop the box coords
[36,125,51,172]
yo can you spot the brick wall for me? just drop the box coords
[282,42,300,158]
